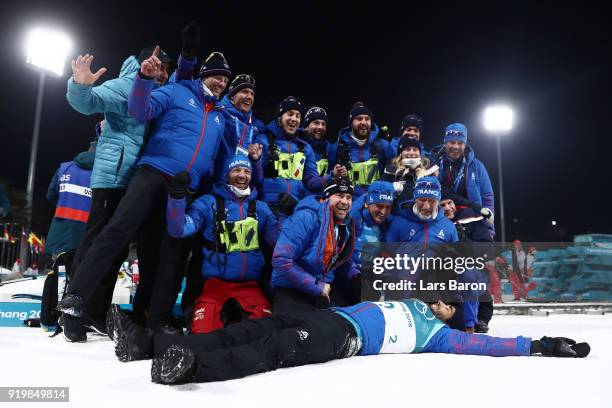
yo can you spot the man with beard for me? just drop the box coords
[328,102,393,197]
[163,154,278,333]
[270,177,360,314]
[301,106,330,178]
[430,123,495,236]
[252,97,344,221]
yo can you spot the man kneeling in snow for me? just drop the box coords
[107,298,590,385]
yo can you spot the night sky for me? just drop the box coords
[0,1,610,240]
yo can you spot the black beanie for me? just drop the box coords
[397,135,421,155]
[199,51,231,78]
[323,176,354,198]
[303,106,328,128]
[348,102,373,125]
[399,114,424,136]
[138,46,172,64]
[228,74,255,97]
[277,96,304,118]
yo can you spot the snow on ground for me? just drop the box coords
[1,314,611,408]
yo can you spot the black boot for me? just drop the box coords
[153,345,196,384]
[84,316,108,336]
[57,294,85,317]
[530,336,591,358]
[106,305,118,341]
[111,305,153,362]
[475,320,489,333]
[59,314,87,343]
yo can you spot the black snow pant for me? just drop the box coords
[70,188,128,325]
[153,309,354,383]
[272,285,359,316]
[40,251,75,328]
[68,166,169,324]
[477,291,494,324]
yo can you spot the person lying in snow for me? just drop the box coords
[107,299,590,385]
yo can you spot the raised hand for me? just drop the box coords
[333,164,348,178]
[140,46,163,79]
[71,54,107,85]
[248,143,263,161]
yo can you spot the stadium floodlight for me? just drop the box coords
[25,26,72,76]
[19,26,72,270]
[484,106,513,132]
[483,105,514,245]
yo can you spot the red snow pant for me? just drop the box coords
[191,278,272,334]
[485,263,503,303]
[508,269,537,300]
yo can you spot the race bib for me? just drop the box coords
[373,301,417,354]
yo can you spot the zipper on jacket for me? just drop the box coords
[115,146,125,178]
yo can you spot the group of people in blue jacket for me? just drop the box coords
[43,23,589,384]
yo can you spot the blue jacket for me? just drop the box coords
[349,194,393,267]
[328,125,393,196]
[334,299,446,355]
[431,144,494,212]
[213,95,265,182]
[271,196,358,297]
[66,56,145,189]
[253,122,327,205]
[166,183,278,282]
[128,75,225,191]
[386,200,459,247]
[46,151,95,255]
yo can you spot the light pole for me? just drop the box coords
[484,106,513,245]
[21,27,72,267]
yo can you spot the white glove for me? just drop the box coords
[480,208,494,225]
[393,181,405,193]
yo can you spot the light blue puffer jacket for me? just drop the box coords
[66,56,146,189]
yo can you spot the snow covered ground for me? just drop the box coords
[1,314,611,408]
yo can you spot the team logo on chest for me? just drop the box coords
[188,98,196,108]
[437,229,445,239]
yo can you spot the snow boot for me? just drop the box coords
[59,314,87,343]
[155,345,197,384]
[112,305,153,362]
[56,294,85,317]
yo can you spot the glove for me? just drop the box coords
[392,181,404,193]
[531,336,591,358]
[278,193,298,216]
[378,125,392,142]
[480,208,494,225]
[169,171,191,199]
[181,21,201,59]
